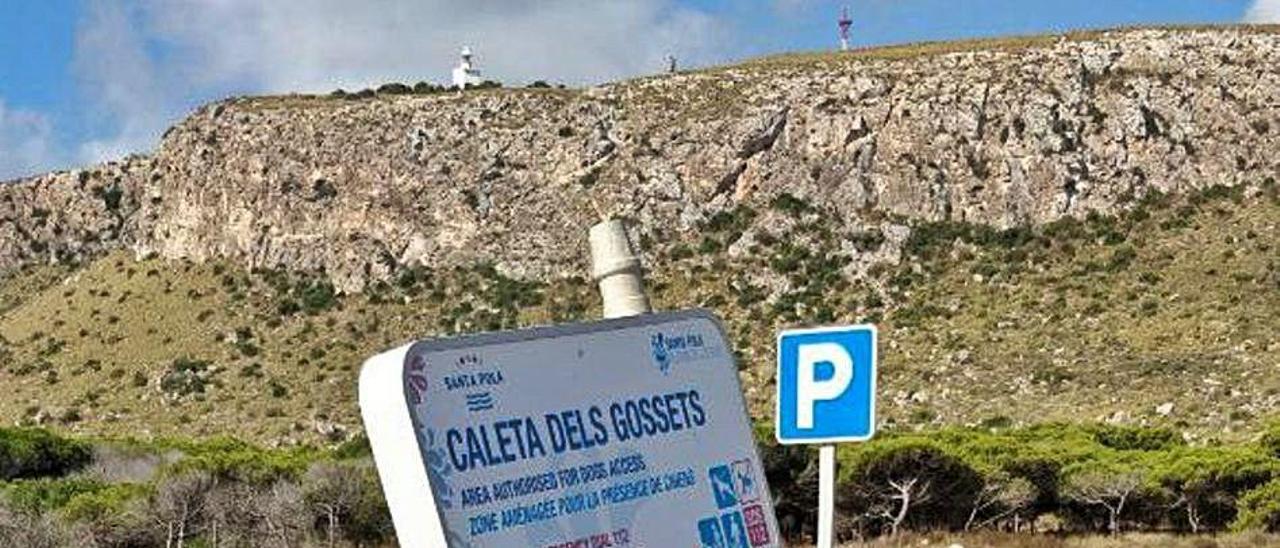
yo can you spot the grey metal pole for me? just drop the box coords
[818,445,835,547]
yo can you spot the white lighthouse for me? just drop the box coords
[451,46,483,89]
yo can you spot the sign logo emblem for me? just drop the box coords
[775,325,877,444]
[650,333,672,374]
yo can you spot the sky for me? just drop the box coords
[0,0,1277,181]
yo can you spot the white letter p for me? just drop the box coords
[796,343,853,429]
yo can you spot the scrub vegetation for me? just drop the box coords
[11,423,1280,545]
[0,101,1277,545]
[0,179,1277,447]
[759,421,1280,543]
[0,427,390,547]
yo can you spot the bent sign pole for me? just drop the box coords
[776,325,878,548]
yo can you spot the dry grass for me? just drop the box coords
[649,190,1280,440]
[738,24,1280,70]
[0,187,1276,446]
[0,253,597,444]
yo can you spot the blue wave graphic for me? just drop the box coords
[465,392,495,412]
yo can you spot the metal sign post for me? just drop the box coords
[818,445,836,547]
[775,325,878,548]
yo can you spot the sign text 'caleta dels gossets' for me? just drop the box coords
[360,310,781,548]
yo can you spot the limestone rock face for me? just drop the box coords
[2,28,1278,291]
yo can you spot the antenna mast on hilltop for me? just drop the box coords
[837,6,853,51]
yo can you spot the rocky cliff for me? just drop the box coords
[3,27,1278,290]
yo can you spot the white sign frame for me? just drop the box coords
[774,324,878,445]
[360,309,781,548]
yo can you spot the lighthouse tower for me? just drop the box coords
[838,7,853,51]
[452,46,483,89]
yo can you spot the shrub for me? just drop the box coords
[3,477,106,513]
[0,429,92,481]
[1154,447,1277,533]
[375,82,411,95]
[1234,478,1280,532]
[849,229,886,253]
[0,499,71,548]
[269,379,289,399]
[299,280,337,314]
[703,205,757,238]
[1090,425,1182,452]
[838,439,984,536]
[164,438,315,484]
[1258,422,1280,459]
[1105,245,1138,273]
[96,185,124,212]
[303,460,392,544]
[159,358,212,397]
[770,193,813,217]
[58,483,153,546]
[412,81,444,94]
[1060,457,1151,535]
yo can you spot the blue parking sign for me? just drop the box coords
[775,325,877,444]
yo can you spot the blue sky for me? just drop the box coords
[0,0,1275,180]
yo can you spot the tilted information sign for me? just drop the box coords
[360,309,781,548]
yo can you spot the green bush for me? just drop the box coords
[1234,478,1280,532]
[1258,422,1280,459]
[1090,425,1182,451]
[770,193,813,217]
[3,477,107,513]
[375,82,411,95]
[413,81,444,94]
[1154,447,1276,532]
[163,437,316,484]
[0,428,92,481]
[159,358,212,397]
[1058,455,1155,534]
[838,438,984,535]
[849,229,886,253]
[96,185,124,212]
[302,281,336,313]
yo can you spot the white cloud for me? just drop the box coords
[64,0,729,167]
[1245,0,1280,23]
[141,0,726,92]
[74,1,171,164]
[0,99,57,181]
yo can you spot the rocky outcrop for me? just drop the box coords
[0,159,149,271]
[2,28,1278,290]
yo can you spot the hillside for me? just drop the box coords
[0,26,1278,446]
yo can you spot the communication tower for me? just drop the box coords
[838,7,853,51]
